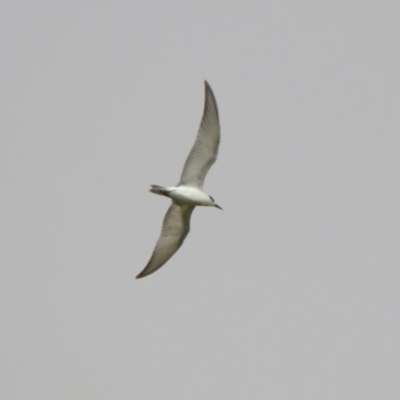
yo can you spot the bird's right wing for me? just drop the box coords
[136,204,195,279]
[179,81,220,189]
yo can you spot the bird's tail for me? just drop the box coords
[149,185,171,197]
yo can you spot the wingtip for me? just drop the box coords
[201,80,219,125]
[135,270,148,279]
[204,80,217,100]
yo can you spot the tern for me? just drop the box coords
[136,81,222,279]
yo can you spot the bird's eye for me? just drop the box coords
[209,196,215,201]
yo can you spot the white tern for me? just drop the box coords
[136,81,222,279]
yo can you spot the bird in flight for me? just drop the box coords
[136,81,222,279]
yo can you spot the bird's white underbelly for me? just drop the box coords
[169,186,211,206]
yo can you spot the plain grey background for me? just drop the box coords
[1,1,399,399]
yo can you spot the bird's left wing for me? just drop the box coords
[136,204,195,279]
[178,81,220,189]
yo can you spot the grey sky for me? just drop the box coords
[1,1,400,399]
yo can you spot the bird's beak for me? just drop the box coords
[214,204,223,210]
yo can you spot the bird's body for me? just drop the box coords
[136,81,221,279]
[150,185,215,206]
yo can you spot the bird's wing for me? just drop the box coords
[136,204,195,279]
[178,81,220,189]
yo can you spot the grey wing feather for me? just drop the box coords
[136,204,195,279]
[179,81,220,188]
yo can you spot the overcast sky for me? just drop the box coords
[2,1,400,399]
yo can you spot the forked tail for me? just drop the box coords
[149,185,171,197]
